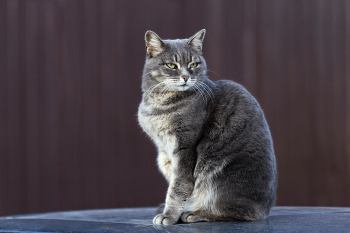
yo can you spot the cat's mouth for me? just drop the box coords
[177,83,191,91]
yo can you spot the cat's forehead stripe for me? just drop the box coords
[169,50,195,64]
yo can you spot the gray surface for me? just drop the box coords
[0,207,350,232]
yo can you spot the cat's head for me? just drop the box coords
[142,29,207,93]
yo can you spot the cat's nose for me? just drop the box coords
[182,76,189,82]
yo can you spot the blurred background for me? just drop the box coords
[0,0,349,216]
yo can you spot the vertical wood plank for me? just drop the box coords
[243,0,257,96]
[112,0,128,207]
[59,0,85,210]
[0,0,8,215]
[6,0,23,215]
[345,0,350,206]
[82,0,101,208]
[41,0,61,211]
[206,0,224,81]
[100,0,117,208]
[328,0,347,206]
[24,0,41,213]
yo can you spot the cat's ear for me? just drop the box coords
[187,29,206,52]
[145,31,165,58]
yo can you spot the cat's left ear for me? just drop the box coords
[187,29,206,52]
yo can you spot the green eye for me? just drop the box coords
[166,63,177,69]
[190,62,198,68]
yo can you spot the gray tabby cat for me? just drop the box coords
[138,29,277,225]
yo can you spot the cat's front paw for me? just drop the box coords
[153,213,178,225]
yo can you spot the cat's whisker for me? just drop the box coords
[194,82,212,104]
[199,85,209,105]
[199,75,214,80]
[197,81,214,101]
[146,82,163,94]
[140,71,153,79]
[158,83,172,99]
[198,81,214,95]
[144,71,153,76]
[198,75,215,81]
[201,82,215,100]
[161,84,173,99]
[197,75,215,82]
[162,83,176,99]
[194,83,207,105]
[146,81,167,96]
[207,69,221,77]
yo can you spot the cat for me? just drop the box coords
[138,29,277,225]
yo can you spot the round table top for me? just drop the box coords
[1,206,350,232]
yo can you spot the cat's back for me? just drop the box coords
[207,79,266,130]
[213,80,260,110]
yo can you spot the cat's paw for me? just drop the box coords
[153,213,178,225]
[181,211,209,223]
[181,211,196,223]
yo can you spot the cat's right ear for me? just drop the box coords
[145,31,165,58]
[187,29,206,52]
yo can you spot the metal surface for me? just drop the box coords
[1,207,350,233]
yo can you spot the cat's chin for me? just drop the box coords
[176,85,192,92]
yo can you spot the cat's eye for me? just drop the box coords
[190,63,198,68]
[166,63,177,69]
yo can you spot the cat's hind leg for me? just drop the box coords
[180,210,229,223]
[181,202,267,223]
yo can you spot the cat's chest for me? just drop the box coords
[138,101,178,154]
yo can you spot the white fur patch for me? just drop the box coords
[150,70,159,76]
[138,100,178,181]
[157,151,172,182]
[183,178,220,215]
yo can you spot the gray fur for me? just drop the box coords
[138,29,277,225]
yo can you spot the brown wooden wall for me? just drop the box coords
[0,0,349,216]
